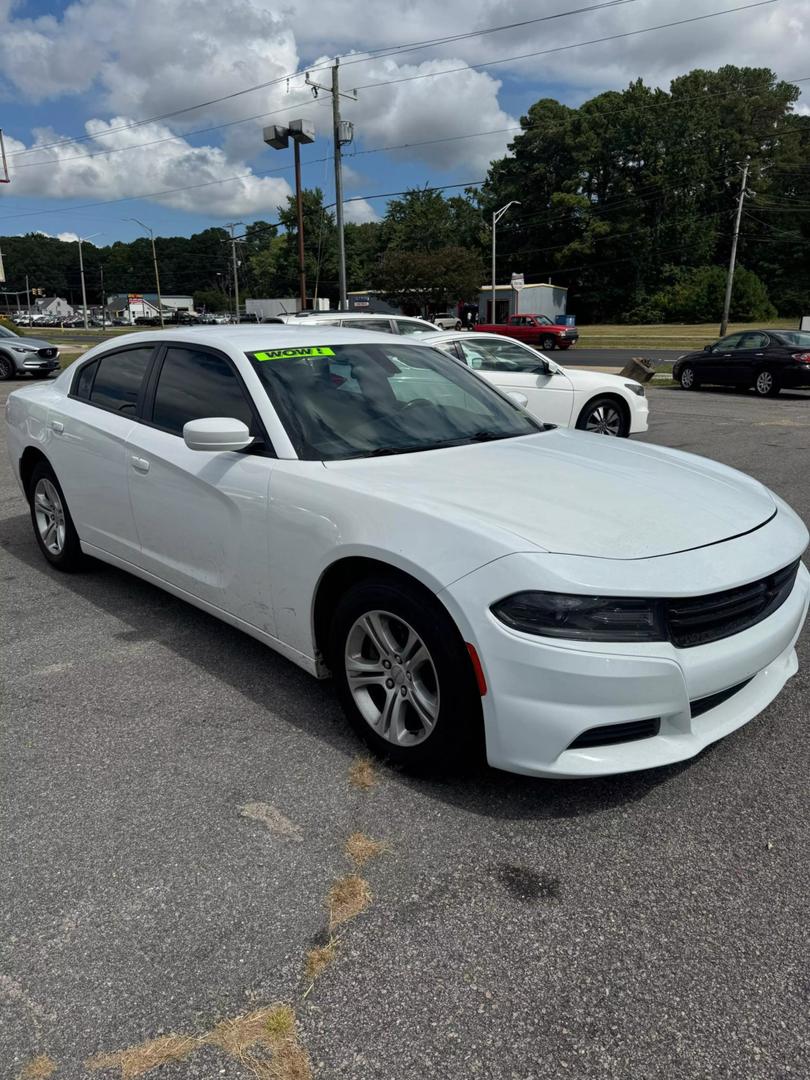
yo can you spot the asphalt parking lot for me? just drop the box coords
[2,381,809,1080]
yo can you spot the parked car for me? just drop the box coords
[674,330,810,396]
[432,311,463,331]
[276,311,438,336]
[7,326,809,778]
[0,323,60,379]
[421,331,647,436]
[477,313,579,350]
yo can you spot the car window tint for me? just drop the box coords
[74,358,99,400]
[396,320,433,336]
[152,347,255,435]
[349,319,393,333]
[89,348,153,414]
[717,333,744,350]
[739,332,768,349]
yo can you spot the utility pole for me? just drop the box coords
[225,223,244,322]
[491,201,520,323]
[720,159,750,338]
[306,63,356,310]
[99,265,105,326]
[128,219,164,327]
[25,274,31,321]
[78,237,89,330]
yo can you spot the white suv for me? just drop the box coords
[273,311,438,336]
[432,311,463,330]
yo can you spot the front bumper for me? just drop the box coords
[443,553,809,779]
[628,394,649,434]
[17,351,60,373]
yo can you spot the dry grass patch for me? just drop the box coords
[328,874,372,930]
[86,1034,198,1078]
[17,1056,57,1080]
[304,941,336,981]
[345,832,388,868]
[348,757,377,790]
[204,1005,281,1055]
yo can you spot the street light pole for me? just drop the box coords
[264,119,315,312]
[491,201,521,324]
[129,218,164,327]
[78,237,89,330]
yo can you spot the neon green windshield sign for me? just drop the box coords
[253,346,335,361]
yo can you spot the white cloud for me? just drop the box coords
[343,198,380,224]
[3,121,293,216]
[35,230,81,242]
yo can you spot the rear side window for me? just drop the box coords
[89,348,154,414]
[396,320,433,336]
[151,346,256,436]
[74,358,99,400]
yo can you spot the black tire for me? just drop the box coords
[541,335,556,351]
[328,575,484,769]
[454,320,462,331]
[679,364,699,391]
[0,353,15,381]
[26,461,85,571]
[576,396,629,437]
[754,369,780,397]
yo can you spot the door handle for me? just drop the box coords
[50,420,64,434]
[130,456,150,474]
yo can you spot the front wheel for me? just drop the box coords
[679,365,699,390]
[541,336,556,351]
[27,462,85,571]
[754,369,780,397]
[576,397,629,437]
[0,354,15,380]
[329,576,483,769]
[454,320,462,331]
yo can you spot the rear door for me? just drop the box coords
[455,337,575,426]
[52,344,156,560]
[733,331,770,386]
[125,343,276,631]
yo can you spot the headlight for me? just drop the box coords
[491,591,666,641]
[625,382,645,397]
[12,345,36,353]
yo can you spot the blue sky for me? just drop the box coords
[0,0,806,246]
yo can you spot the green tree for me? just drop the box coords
[380,189,483,253]
[374,246,482,313]
[650,265,776,322]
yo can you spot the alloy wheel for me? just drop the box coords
[33,478,66,555]
[344,609,440,746]
[0,355,12,380]
[681,367,695,389]
[584,403,623,436]
[756,371,773,395]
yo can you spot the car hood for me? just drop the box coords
[7,336,56,350]
[323,428,776,560]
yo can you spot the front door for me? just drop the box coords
[455,337,575,427]
[125,343,276,633]
[701,333,746,384]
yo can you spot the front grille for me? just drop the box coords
[665,560,800,648]
[38,347,57,358]
[568,717,660,749]
[690,678,753,719]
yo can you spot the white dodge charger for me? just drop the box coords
[6,327,808,778]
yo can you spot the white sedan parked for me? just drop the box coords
[6,328,808,777]
[420,330,648,436]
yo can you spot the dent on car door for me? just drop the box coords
[125,344,277,634]
[53,345,154,559]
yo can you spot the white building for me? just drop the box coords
[107,293,194,323]
[35,296,74,318]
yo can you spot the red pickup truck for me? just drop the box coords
[476,314,578,350]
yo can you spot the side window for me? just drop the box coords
[89,347,154,414]
[351,319,394,333]
[739,332,768,349]
[717,333,744,351]
[396,320,431,336]
[151,347,256,436]
[73,358,99,400]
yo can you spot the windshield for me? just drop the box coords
[0,325,20,338]
[537,315,553,325]
[247,341,541,460]
[777,331,810,347]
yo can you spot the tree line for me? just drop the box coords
[1,65,807,322]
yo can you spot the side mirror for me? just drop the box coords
[183,417,253,452]
[507,391,529,409]
[703,344,713,352]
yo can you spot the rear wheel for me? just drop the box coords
[541,335,556,351]
[0,354,15,380]
[27,462,85,571]
[755,369,780,397]
[329,576,483,768]
[679,365,699,390]
[454,320,462,331]
[576,397,629,437]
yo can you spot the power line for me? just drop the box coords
[5,0,649,160]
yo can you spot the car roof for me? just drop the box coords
[282,311,433,322]
[85,324,435,353]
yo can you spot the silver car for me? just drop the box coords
[0,324,61,380]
